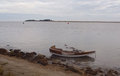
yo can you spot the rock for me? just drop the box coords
[23,52,37,61]
[85,67,97,75]
[95,68,103,73]
[61,59,66,62]
[0,48,8,55]
[16,51,25,58]
[9,49,13,52]
[32,54,48,65]
[13,49,21,53]
[19,52,25,58]
[38,58,48,66]
[105,69,119,76]
[32,54,45,62]
[38,54,45,58]
[67,66,79,73]
[65,65,83,74]
[7,49,21,57]
[7,51,16,57]
[113,70,119,75]
[31,52,37,55]
[46,57,52,60]
[13,49,21,57]
[52,60,61,64]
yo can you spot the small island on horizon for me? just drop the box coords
[25,19,53,22]
[25,19,120,23]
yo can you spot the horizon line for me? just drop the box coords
[0,20,120,23]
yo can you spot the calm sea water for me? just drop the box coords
[0,21,120,68]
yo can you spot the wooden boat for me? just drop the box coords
[49,45,96,57]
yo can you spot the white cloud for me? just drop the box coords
[93,0,120,10]
[0,0,120,20]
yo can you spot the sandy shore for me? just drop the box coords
[0,54,80,76]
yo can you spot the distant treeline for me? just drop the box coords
[25,19,120,23]
[25,19,53,22]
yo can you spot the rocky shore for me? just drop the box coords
[0,48,120,76]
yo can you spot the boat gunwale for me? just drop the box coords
[49,46,95,56]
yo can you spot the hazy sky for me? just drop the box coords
[0,0,120,21]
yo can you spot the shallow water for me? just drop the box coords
[0,21,120,68]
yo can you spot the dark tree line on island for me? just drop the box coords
[25,19,53,22]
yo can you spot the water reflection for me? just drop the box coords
[50,55,95,67]
[51,55,95,62]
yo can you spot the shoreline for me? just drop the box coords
[0,48,120,76]
[25,21,120,23]
[0,54,80,76]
